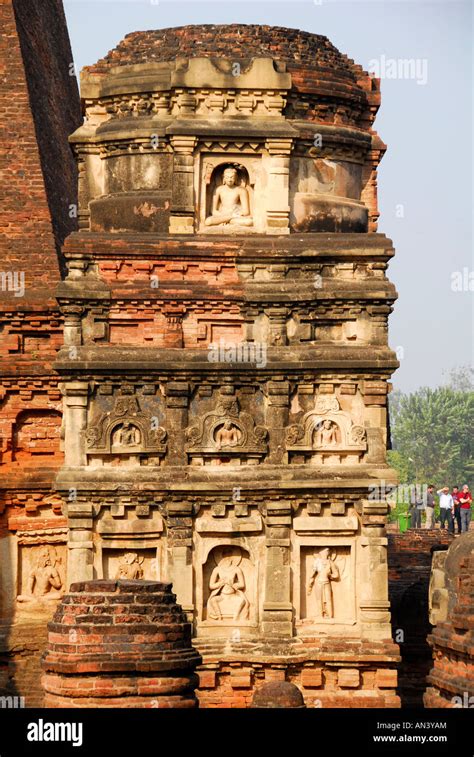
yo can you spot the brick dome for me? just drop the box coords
[85,24,374,102]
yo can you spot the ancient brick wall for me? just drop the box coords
[0,0,81,705]
[387,530,454,707]
[424,534,474,708]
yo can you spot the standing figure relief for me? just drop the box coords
[307,547,340,618]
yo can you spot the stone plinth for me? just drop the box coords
[42,580,202,707]
[424,533,474,708]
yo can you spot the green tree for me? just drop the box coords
[389,385,474,486]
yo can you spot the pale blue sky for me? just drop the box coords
[63,0,473,393]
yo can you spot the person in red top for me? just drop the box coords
[459,484,472,533]
[452,486,462,534]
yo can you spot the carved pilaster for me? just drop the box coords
[357,499,392,639]
[263,500,292,637]
[61,381,89,467]
[265,138,293,234]
[66,500,94,585]
[165,382,189,465]
[169,136,197,234]
[266,381,290,465]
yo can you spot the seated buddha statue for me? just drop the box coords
[205,167,253,227]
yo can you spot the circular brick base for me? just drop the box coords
[42,580,201,708]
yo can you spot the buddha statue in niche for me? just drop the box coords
[205,167,253,227]
[215,420,242,449]
[315,419,338,447]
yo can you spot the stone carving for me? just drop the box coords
[115,552,144,580]
[215,420,242,449]
[116,422,141,447]
[17,546,63,602]
[315,419,338,447]
[314,395,340,414]
[207,546,250,621]
[307,548,339,618]
[185,395,267,463]
[85,395,166,457]
[286,394,367,462]
[204,166,253,228]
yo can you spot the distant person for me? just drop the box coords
[437,487,454,533]
[425,485,435,529]
[452,486,462,535]
[409,485,424,529]
[458,484,472,533]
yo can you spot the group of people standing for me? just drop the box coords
[409,484,472,533]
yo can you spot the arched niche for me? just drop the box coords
[198,155,264,232]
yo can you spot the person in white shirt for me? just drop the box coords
[437,487,454,533]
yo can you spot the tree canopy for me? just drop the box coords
[388,366,474,486]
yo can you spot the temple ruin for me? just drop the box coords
[2,5,468,709]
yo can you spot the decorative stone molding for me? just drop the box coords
[85,395,167,463]
[286,395,367,464]
[185,395,267,465]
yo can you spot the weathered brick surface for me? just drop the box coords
[0,0,81,293]
[42,580,202,707]
[424,542,474,708]
[387,530,454,708]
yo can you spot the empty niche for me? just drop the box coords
[202,545,255,624]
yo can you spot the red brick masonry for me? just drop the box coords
[42,580,202,707]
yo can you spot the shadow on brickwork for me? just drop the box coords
[387,530,453,708]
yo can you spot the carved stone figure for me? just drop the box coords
[116,552,144,580]
[118,422,141,447]
[214,420,242,449]
[315,419,338,447]
[205,167,253,227]
[307,548,339,618]
[17,546,63,602]
[207,547,250,621]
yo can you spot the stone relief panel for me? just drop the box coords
[286,395,367,465]
[85,395,166,467]
[201,545,256,626]
[95,508,165,581]
[185,395,267,465]
[103,549,159,581]
[298,544,354,627]
[17,544,66,604]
